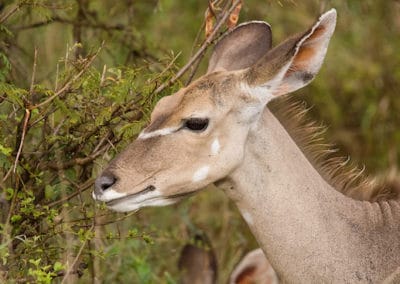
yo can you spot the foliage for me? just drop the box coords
[0,0,399,283]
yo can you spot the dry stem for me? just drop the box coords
[153,0,242,95]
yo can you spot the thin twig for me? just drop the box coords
[154,51,182,81]
[60,224,94,284]
[12,109,30,173]
[14,16,129,31]
[30,45,103,110]
[29,48,38,98]
[11,47,37,173]
[185,56,203,86]
[0,3,20,24]
[185,14,207,85]
[46,179,94,207]
[47,143,109,170]
[153,0,241,95]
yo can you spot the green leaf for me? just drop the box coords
[0,145,12,156]
[53,261,64,272]
[10,214,22,223]
[29,258,41,267]
[5,188,14,200]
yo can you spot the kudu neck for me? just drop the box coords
[219,106,398,282]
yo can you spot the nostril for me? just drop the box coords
[100,177,115,191]
[95,172,117,193]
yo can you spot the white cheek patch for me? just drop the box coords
[211,139,220,155]
[240,82,274,103]
[138,127,177,140]
[192,166,210,182]
[95,188,127,202]
[241,210,254,226]
[239,104,264,123]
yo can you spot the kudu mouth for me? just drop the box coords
[107,189,197,206]
[96,181,199,212]
[104,184,157,206]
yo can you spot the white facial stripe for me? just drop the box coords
[211,139,220,155]
[138,127,178,140]
[95,188,127,202]
[192,166,210,182]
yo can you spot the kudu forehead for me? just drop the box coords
[145,74,238,132]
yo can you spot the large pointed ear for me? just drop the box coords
[244,9,336,100]
[207,22,272,73]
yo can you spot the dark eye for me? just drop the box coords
[184,118,209,132]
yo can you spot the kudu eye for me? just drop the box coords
[184,118,209,132]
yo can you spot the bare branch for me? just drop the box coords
[29,48,38,98]
[153,0,242,95]
[12,109,30,174]
[46,178,94,208]
[60,224,94,284]
[47,143,109,170]
[0,3,21,24]
[13,16,128,31]
[30,44,103,110]
[11,47,37,174]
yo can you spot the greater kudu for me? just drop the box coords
[93,9,400,282]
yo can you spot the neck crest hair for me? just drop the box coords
[268,96,399,202]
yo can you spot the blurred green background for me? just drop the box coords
[0,0,399,283]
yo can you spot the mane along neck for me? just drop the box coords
[268,96,399,201]
[219,105,400,283]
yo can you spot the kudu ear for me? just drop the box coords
[244,9,336,100]
[207,22,272,73]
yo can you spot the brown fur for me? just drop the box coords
[178,234,217,284]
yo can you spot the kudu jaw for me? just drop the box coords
[93,9,337,212]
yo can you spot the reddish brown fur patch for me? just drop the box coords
[294,46,315,64]
[309,25,326,40]
[235,266,257,284]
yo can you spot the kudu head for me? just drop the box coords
[93,9,337,212]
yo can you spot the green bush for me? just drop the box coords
[0,0,399,283]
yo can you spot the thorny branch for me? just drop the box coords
[13,16,129,31]
[12,108,30,174]
[0,3,21,24]
[11,47,37,174]
[153,0,242,95]
[30,44,102,110]
[60,224,94,284]
[46,178,94,208]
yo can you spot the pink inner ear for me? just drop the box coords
[287,46,315,74]
[286,24,328,75]
[308,25,327,41]
[235,265,257,284]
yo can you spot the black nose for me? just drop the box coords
[95,172,116,195]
